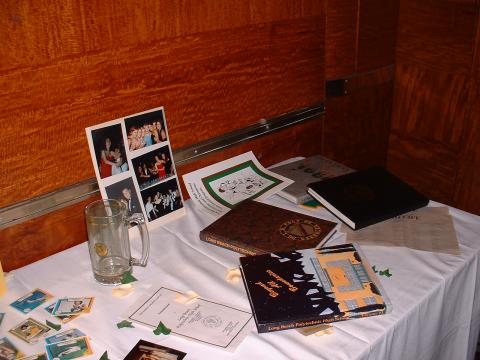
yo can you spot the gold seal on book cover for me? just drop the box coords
[279,219,323,241]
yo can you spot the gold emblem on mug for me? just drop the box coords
[95,243,108,257]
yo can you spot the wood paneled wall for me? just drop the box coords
[324,0,399,170]
[0,1,326,270]
[388,0,480,211]
[0,0,325,209]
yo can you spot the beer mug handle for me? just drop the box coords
[126,213,150,267]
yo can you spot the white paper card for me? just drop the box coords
[85,107,186,230]
[126,287,254,352]
[182,151,293,217]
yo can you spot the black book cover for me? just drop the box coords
[240,244,389,333]
[306,166,429,230]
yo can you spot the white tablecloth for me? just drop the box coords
[1,196,480,360]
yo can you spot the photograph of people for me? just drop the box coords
[140,178,183,222]
[132,145,175,190]
[125,109,168,151]
[91,124,129,179]
[106,177,142,217]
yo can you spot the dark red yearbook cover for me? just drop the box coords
[199,200,337,255]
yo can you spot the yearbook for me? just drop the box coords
[307,166,429,230]
[271,155,354,205]
[240,243,391,333]
[199,200,338,256]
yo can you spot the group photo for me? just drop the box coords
[90,124,129,179]
[140,178,183,221]
[105,177,142,217]
[125,108,168,151]
[132,145,175,190]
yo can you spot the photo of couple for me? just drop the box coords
[132,146,174,190]
[106,177,142,217]
[90,124,129,179]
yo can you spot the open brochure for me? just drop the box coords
[182,151,293,217]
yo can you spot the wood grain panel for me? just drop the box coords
[387,131,457,205]
[0,13,325,208]
[176,117,324,198]
[453,82,480,214]
[357,0,399,72]
[323,66,394,170]
[0,195,100,271]
[454,14,480,215]
[325,0,357,79]
[0,0,324,72]
[396,0,476,74]
[391,62,470,148]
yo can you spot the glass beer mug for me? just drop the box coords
[85,199,150,285]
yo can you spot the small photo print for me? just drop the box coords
[44,303,79,324]
[123,339,186,360]
[45,337,92,360]
[125,108,168,151]
[52,297,94,316]
[0,337,23,360]
[132,145,175,190]
[10,289,53,314]
[90,124,129,179]
[18,353,47,360]
[9,318,51,344]
[45,329,86,345]
[105,177,142,217]
[140,178,183,222]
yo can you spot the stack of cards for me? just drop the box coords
[10,290,53,315]
[9,318,51,344]
[0,336,24,360]
[45,329,92,360]
[49,298,94,317]
[44,297,94,324]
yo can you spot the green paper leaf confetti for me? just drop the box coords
[372,265,378,273]
[121,271,137,284]
[99,351,109,360]
[116,320,135,329]
[46,320,61,331]
[153,321,171,335]
[379,268,393,277]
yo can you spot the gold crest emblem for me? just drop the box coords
[95,243,108,257]
[279,219,323,241]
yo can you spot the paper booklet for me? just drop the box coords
[86,107,185,230]
[125,287,254,352]
[182,151,293,217]
[270,155,354,205]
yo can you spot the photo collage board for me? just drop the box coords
[86,107,186,229]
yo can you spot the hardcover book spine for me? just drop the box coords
[199,232,259,256]
[258,308,386,333]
